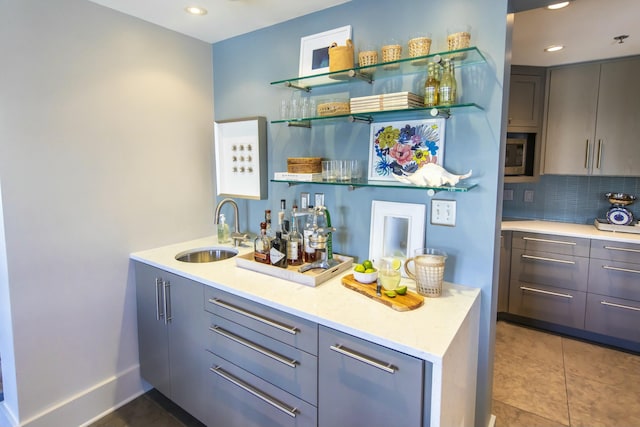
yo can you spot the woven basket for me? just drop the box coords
[408,37,432,58]
[381,44,402,62]
[329,39,354,72]
[358,50,378,67]
[287,157,322,173]
[317,101,350,117]
[447,31,471,51]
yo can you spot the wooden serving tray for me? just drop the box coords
[341,274,424,311]
[235,252,353,287]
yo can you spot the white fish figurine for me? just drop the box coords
[392,163,472,187]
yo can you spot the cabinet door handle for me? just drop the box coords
[163,280,172,324]
[329,344,396,374]
[210,366,298,418]
[522,236,577,246]
[602,265,640,275]
[604,245,640,254]
[596,139,603,169]
[584,139,590,169]
[521,254,576,265]
[600,300,640,312]
[520,286,573,299]
[209,298,298,335]
[155,278,164,321]
[211,325,298,368]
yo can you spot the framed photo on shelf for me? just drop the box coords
[299,25,351,78]
[367,118,446,182]
[369,200,426,278]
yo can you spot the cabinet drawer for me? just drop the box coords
[585,293,640,343]
[207,313,317,404]
[204,287,317,355]
[508,281,586,328]
[318,326,424,427]
[512,232,590,257]
[588,259,640,301]
[510,248,589,291]
[204,351,317,427]
[590,240,640,264]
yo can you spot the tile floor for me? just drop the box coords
[493,320,640,427]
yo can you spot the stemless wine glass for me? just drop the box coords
[378,259,401,291]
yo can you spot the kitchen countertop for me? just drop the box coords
[130,236,480,364]
[502,219,640,244]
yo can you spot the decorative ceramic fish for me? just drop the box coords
[392,163,472,187]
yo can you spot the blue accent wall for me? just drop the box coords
[504,176,640,223]
[212,1,509,425]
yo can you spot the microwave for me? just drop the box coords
[505,137,527,175]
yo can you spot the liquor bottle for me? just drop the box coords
[264,209,275,241]
[279,199,290,234]
[253,222,270,264]
[270,231,288,268]
[287,206,304,266]
[302,209,318,263]
[450,61,458,104]
[439,59,454,106]
[424,62,439,107]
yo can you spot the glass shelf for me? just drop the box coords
[271,178,477,194]
[271,102,484,125]
[270,46,486,90]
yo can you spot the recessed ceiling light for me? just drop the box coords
[547,1,570,10]
[544,45,564,52]
[185,6,208,15]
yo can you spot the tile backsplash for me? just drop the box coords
[503,175,640,224]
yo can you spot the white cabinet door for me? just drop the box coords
[594,57,640,176]
[543,63,600,175]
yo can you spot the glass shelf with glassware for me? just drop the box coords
[271,178,477,195]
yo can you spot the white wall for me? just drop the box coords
[0,1,214,425]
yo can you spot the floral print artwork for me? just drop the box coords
[368,119,445,181]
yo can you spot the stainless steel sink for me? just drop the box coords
[175,247,238,263]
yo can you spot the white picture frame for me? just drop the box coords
[369,200,426,277]
[299,25,352,77]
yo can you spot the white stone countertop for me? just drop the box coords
[502,219,640,244]
[130,236,481,365]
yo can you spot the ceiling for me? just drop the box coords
[512,0,640,66]
[88,0,351,44]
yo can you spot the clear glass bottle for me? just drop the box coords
[302,209,317,263]
[253,222,270,264]
[424,62,439,107]
[439,59,454,106]
[217,213,230,244]
[279,199,290,235]
[270,231,288,268]
[450,61,458,104]
[264,209,275,241]
[287,207,304,266]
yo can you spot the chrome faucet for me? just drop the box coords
[214,198,250,247]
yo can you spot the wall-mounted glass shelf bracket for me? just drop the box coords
[286,120,311,128]
[272,179,477,195]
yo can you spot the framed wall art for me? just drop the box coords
[299,25,352,78]
[368,118,446,182]
[369,200,426,277]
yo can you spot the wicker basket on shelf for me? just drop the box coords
[358,50,378,67]
[317,101,350,117]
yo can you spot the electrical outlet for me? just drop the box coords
[503,189,514,201]
[431,199,456,226]
[524,190,534,203]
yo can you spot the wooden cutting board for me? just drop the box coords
[341,274,424,312]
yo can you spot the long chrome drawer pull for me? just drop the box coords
[163,281,172,324]
[521,254,576,265]
[520,286,573,299]
[209,298,298,335]
[155,278,164,321]
[600,301,640,312]
[329,344,396,374]
[211,326,298,368]
[603,265,640,275]
[522,236,576,246]
[604,245,640,254]
[210,366,298,418]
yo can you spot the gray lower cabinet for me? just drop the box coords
[318,325,428,427]
[134,261,208,424]
[498,231,511,313]
[586,240,640,341]
[508,232,590,328]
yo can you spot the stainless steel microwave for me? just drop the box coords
[505,137,527,175]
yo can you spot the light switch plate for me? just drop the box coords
[431,199,456,226]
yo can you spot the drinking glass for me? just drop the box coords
[378,259,401,291]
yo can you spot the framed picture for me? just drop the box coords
[369,200,426,277]
[299,25,352,77]
[368,118,446,182]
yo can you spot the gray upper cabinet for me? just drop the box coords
[508,73,543,129]
[543,57,640,176]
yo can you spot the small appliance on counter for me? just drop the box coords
[594,192,640,234]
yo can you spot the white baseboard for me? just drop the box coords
[20,364,145,427]
[488,413,497,427]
